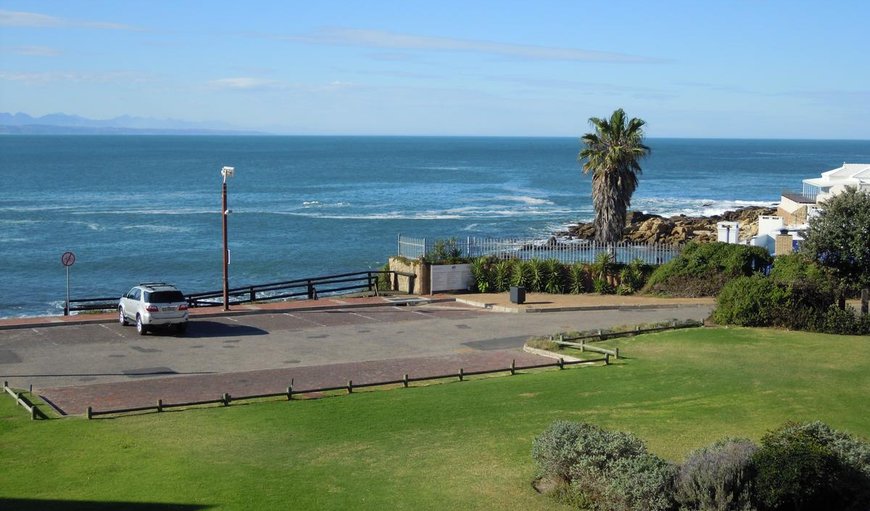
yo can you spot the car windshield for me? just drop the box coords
[145,290,185,303]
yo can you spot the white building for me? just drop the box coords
[753,163,869,256]
[802,162,870,203]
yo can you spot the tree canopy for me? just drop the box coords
[578,108,650,243]
[801,187,870,290]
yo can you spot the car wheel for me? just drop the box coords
[136,315,147,335]
[119,308,128,326]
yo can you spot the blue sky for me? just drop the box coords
[1,1,868,138]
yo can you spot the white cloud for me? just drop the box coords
[0,71,151,84]
[0,9,139,30]
[208,77,358,93]
[0,45,62,57]
[285,27,660,63]
[209,77,283,91]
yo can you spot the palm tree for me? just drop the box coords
[578,108,650,243]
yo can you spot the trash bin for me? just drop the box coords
[510,286,526,304]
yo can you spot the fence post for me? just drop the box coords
[157,399,163,413]
[222,393,230,406]
[862,288,869,315]
[30,406,37,420]
[287,385,293,400]
[605,354,610,365]
[403,374,409,388]
[86,406,92,420]
[249,287,255,303]
[615,348,620,359]
[510,359,516,375]
[458,368,464,382]
[347,380,353,394]
[558,358,564,370]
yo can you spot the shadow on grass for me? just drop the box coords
[0,498,212,510]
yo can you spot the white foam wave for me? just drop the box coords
[493,195,554,206]
[634,198,775,218]
[122,224,192,234]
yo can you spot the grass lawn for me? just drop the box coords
[1,327,868,510]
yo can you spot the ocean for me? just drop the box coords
[1,136,869,318]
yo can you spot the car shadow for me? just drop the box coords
[179,320,269,338]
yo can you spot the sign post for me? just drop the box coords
[61,251,76,315]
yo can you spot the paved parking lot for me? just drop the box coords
[1,302,710,387]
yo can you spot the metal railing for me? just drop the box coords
[68,270,409,313]
[398,235,682,265]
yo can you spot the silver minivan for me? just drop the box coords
[119,283,189,335]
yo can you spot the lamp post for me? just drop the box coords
[221,166,235,311]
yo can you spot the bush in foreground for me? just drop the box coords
[675,438,756,511]
[532,421,676,511]
[533,420,870,511]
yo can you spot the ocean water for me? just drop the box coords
[1,136,869,318]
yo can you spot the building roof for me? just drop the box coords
[804,162,870,188]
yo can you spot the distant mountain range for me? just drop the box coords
[0,112,266,135]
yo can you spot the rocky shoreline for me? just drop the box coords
[556,206,776,245]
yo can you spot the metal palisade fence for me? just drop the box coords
[397,235,683,265]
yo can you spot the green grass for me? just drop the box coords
[1,327,869,510]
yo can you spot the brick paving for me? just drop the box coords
[40,349,553,416]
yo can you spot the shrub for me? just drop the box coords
[376,262,392,291]
[528,259,545,292]
[591,251,616,281]
[566,425,674,511]
[785,421,870,476]
[643,242,772,297]
[713,275,785,327]
[751,422,870,511]
[752,430,838,510]
[543,259,565,294]
[601,453,677,511]
[568,263,588,294]
[532,420,593,481]
[822,305,868,335]
[594,278,615,295]
[675,438,757,511]
[493,260,513,292]
[511,260,532,289]
[470,257,494,293]
[424,238,465,264]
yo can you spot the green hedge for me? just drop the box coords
[469,256,652,295]
[642,242,772,297]
[713,255,869,335]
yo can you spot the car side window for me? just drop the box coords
[134,288,142,301]
[127,288,136,299]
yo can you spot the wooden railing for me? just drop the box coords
[68,270,416,313]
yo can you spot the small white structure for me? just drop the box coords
[802,162,870,203]
[716,221,740,243]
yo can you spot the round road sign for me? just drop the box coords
[61,251,76,267]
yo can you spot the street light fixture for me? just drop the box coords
[221,166,235,311]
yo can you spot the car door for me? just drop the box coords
[121,288,138,319]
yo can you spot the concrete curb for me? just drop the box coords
[454,297,712,314]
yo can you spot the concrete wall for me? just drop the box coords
[388,257,429,295]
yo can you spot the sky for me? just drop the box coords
[0,0,868,138]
